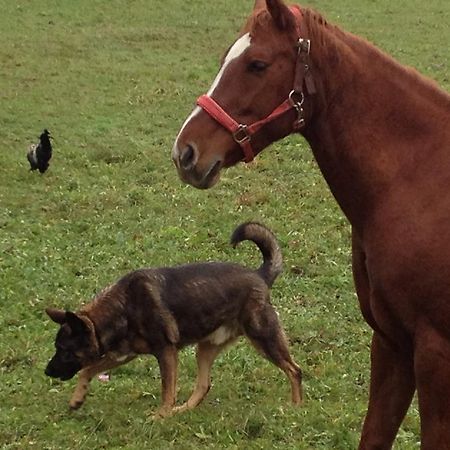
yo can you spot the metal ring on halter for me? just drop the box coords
[288,90,305,108]
[288,90,306,129]
[233,124,251,144]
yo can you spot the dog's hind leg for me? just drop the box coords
[174,339,235,414]
[69,354,136,409]
[153,345,178,419]
[243,301,303,405]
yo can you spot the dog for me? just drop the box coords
[27,129,52,173]
[45,222,302,418]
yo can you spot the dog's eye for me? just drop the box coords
[247,60,269,73]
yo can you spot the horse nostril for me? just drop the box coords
[179,144,197,171]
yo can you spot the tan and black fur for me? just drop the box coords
[45,222,302,417]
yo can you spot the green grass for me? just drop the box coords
[1,0,448,448]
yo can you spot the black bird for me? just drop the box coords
[27,129,53,173]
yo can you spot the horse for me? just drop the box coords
[171,0,450,448]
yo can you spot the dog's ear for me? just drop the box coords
[46,307,67,324]
[65,311,88,335]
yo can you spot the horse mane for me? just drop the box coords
[244,6,449,108]
[302,9,342,56]
[245,8,274,33]
[301,7,450,107]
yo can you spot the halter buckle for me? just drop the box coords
[233,124,250,144]
[297,38,311,55]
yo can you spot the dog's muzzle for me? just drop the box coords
[45,360,79,381]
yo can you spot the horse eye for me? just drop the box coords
[248,60,268,73]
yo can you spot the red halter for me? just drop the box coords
[196,6,315,163]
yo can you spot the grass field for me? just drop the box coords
[1,0,448,448]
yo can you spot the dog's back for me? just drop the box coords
[113,223,282,346]
[116,263,260,347]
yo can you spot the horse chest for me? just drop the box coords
[360,233,450,341]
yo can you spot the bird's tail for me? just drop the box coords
[230,222,282,287]
[27,145,38,170]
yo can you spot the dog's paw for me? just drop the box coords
[69,399,84,410]
[149,406,174,420]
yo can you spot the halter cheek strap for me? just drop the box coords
[196,6,316,163]
[196,94,296,162]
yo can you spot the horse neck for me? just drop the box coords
[301,18,450,230]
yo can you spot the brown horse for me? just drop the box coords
[172,0,450,448]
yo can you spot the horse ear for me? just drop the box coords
[253,0,266,10]
[266,0,296,30]
[46,307,66,324]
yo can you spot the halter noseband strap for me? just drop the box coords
[196,6,315,163]
[196,93,296,163]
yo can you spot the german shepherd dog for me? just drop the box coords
[45,222,302,418]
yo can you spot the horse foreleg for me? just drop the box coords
[359,333,415,450]
[352,232,415,448]
[414,323,450,450]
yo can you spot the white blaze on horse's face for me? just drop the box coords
[172,33,252,167]
[207,32,252,96]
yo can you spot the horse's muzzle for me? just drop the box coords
[172,143,222,189]
[178,144,198,171]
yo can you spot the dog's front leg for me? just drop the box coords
[174,340,230,414]
[70,368,99,410]
[70,355,135,409]
[153,345,178,419]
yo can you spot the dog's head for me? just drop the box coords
[45,308,101,381]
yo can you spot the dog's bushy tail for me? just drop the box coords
[230,222,282,287]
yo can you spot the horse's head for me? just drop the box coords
[172,0,312,189]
